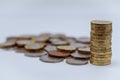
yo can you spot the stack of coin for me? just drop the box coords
[90,20,112,66]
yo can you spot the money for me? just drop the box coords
[66,57,88,65]
[57,46,76,53]
[90,20,112,66]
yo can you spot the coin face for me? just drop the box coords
[57,46,76,53]
[16,40,32,47]
[24,50,47,57]
[78,47,90,54]
[76,37,90,44]
[71,51,90,59]
[48,50,70,58]
[44,45,57,52]
[66,57,88,65]
[40,54,64,63]
[25,43,45,51]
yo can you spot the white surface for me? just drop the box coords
[0,0,120,80]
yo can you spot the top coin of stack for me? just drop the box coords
[90,20,112,66]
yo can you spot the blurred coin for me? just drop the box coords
[44,45,57,52]
[70,42,89,49]
[57,46,76,53]
[32,36,50,43]
[71,51,90,59]
[78,47,90,54]
[76,37,90,44]
[0,41,16,48]
[52,40,69,46]
[16,40,32,47]
[24,50,47,57]
[25,43,45,51]
[40,54,64,63]
[66,57,88,65]
[48,50,70,58]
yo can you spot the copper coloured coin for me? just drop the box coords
[77,47,90,54]
[66,57,88,65]
[25,43,45,51]
[40,54,64,63]
[76,37,90,44]
[57,46,76,53]
[48,50,70,58]
[24,50,47,57]
[71,51,90,59]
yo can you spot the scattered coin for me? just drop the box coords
[57,46,76,53]
[40,54,64,63]
[0,41,16,48]
[66,57,88,65]
[71,51,90,59]
[25,43,45,51]
[48,50,71,58]
[76,37,90,44]
[32,36,50,43]
[78,47,90,54]
[16,40,32,47]
[24,50,47,57]
[51,40,69,46]
[44,45,57,52]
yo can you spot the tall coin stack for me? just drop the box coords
[90,20,112,66]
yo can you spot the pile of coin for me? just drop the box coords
[90,20,112,66]
[0,33,90,66]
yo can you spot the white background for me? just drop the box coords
[0,0,120,80]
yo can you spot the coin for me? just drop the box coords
[76,37,90,44]
[0,41,16,48]
[25,43,45,51]
[40,54,64,63]
[51,40,69,46]
[16,40,32,47]
[50,34,66,39]
[44,45,57,52]
[90,60,111,66]
[57,46,76,53]
[32,36,50,43]
[77,47,90,54]
[71,51,90,59]
[15,47,27,53]
[18,35,35,40]
[6,36,18,42]
[66,57,88,65]
[48,50,70,58]
[24,50,47,57]
[70,42,89,48]
[91,53,112,57]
